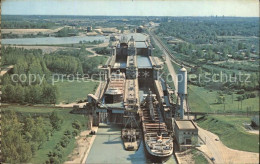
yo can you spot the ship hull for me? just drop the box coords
[140,91,173,160]
[144,142,173,158]
[121,128,141,151]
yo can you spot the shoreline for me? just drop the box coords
[64,126,98,164]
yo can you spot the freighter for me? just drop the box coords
[141,90,173,158]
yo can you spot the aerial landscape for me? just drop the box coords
[0,0,259,164]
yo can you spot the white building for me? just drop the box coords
[174,120,198,151]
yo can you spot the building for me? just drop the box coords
[87,26,92,32]
[174,119,198,151]
[136,26,144,33]
[110,35,119,42]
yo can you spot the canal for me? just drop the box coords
[86,123,177,164]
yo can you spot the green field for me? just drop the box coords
[191,149,209,164]
[2,105,88,163]
[55,80,98,104]
[92,55,109,65]
[197,115,259,153]
[188,85,259,113]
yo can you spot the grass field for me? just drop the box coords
[2,105,88,163]
[191,149,209,164]
[197,115,259,153]
[188,85,259,113]
[55,80,98,104]
[92,55,109,65]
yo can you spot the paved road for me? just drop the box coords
[148,29,177,93]
[197,126,225,163]
[197,125,259,164]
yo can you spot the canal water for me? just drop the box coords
[86,123,177,164]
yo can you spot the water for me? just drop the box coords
[137,56,152,68]
[1,33,148,45]
[86,124,177,164]
[2,35,108,45]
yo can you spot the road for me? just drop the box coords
[148,27,193,115]
[197,126,259,164]
[148,28,178,94]
[197,126,225,163]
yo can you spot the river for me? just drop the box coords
[2,35,108,45]
[86,123,177,164]
[1,33,148,45]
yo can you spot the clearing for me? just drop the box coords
[54,80,98,104]
[188,85,259,113]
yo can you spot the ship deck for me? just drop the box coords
[141,105,168,134]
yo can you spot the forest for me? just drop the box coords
[155,17,259,92]
[156,17,259,44]
[1,46,105,104]
[2,107,86,163]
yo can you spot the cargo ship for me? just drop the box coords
[141,90,173,158]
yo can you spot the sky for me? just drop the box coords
[1,0,259,17]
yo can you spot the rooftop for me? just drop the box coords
[175,120,197,130]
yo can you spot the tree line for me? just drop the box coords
[1,46,105,104]
[1,110,63,163]
[2,21,56,29]
[157,18,259,44]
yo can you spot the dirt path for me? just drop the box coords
[0,65,14,76]
[55,102,87,108]
[197,126,259,164]
[85,42,109,57]
[65,127,98,164]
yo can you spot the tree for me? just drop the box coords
[216,95,224,104]
[42,84,58,104]
[196,67,202,75]
[50,112,63,131]
[2,84,15,102]
[13,84,25,103]
[2,111,33,163]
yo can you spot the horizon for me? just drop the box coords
[1,14,259,18]
[2,0,259,17]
